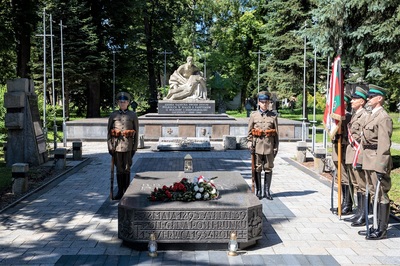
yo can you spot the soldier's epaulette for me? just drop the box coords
[267,110,277,117]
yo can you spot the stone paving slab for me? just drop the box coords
[0,141,400,265]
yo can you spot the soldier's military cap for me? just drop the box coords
[116,92,131,102]
[344,92,352,103]
[351,86,368,100]
[368,84,387,97]
[258,91,271,101]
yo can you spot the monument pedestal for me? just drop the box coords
[118,171,262,250]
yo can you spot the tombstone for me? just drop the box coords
[54,148,67,170]
[223,135,236,150]
[296,141,308,163]
[4,79,47,167]
[314,148,326,174]
[72,141,82,160]
[12,163,29,194]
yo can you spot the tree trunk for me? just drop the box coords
[87,79,101,118]
[12,0,33,78]
[144,9,158,113]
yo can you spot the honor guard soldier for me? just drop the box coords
[107,92,139,200]
[247,91,279,200]
[343,87,370,226]
[358,84,393,239]
[331,93,353,215]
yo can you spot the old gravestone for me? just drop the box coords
[4,78,47,167]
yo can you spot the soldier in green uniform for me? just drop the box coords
[247,91,279,200]
[358,84,392,240]
[331,93,352,215]
[343,87,370,226]
[107,92,139,200]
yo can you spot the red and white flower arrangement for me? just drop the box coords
[148,175,219,202]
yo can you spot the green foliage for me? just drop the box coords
[0,85,7,143]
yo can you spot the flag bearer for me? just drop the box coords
[343,87,369,226]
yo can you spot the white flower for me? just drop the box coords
[195,193,202,199]
[199,187,204,192]
[211,188,216,194]
[203,193,209,199]
[194,185,199,192]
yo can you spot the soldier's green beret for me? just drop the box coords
[351,86,368,100]
[368,84,387,97]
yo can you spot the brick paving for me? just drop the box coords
[0,141,399,265]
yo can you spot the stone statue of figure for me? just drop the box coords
[165,56,207,100]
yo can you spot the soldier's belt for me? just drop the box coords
[363,144,377,150]
[251,128,277,137]
[111,129,136,138]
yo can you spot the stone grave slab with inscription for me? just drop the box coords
[118,171,262,250]
[157,137,211,151]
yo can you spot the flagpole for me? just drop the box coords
[337,39,343,219]
[337,128,342,219]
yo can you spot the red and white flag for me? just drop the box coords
[323,55,345,139]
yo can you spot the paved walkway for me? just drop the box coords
[1,142,400,265]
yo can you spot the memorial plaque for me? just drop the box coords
[118,171,262,249]
[158,100,215,114]
[157,137,211,151]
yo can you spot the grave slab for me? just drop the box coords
[118,171,263,250]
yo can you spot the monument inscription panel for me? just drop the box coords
[158,100,215,114]
[118,171,262,247]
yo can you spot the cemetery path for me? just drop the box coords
[0,141,399,266]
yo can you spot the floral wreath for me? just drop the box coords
[148,175,219,202]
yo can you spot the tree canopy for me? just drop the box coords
[1,0,400,119]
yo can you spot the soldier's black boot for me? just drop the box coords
[113,174,124,200]
[123,172,131,194]
[255,172,262,200]
[366,203,390,240]
[263,172,273,200]
[352,194,367,227]
[341,184,353,215]
[345,192,362,222]
[358,195,376,234]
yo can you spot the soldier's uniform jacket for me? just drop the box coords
[345,108,368,165]
[107,109,139,153]
[360,107,393,174]
[332,111,351,162]
[247,110,279,155]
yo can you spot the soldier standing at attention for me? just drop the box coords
[107,92,139,200]
[247,91,279,200]
[331,93,352,215]
[358,84,392,240]
[343,87,370,226]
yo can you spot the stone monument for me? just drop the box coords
[164,56,207,101]
[118,171,262,250]
[4,79,47,167]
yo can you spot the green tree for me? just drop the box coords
[308,0,400,110]
[260,0,316,120]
